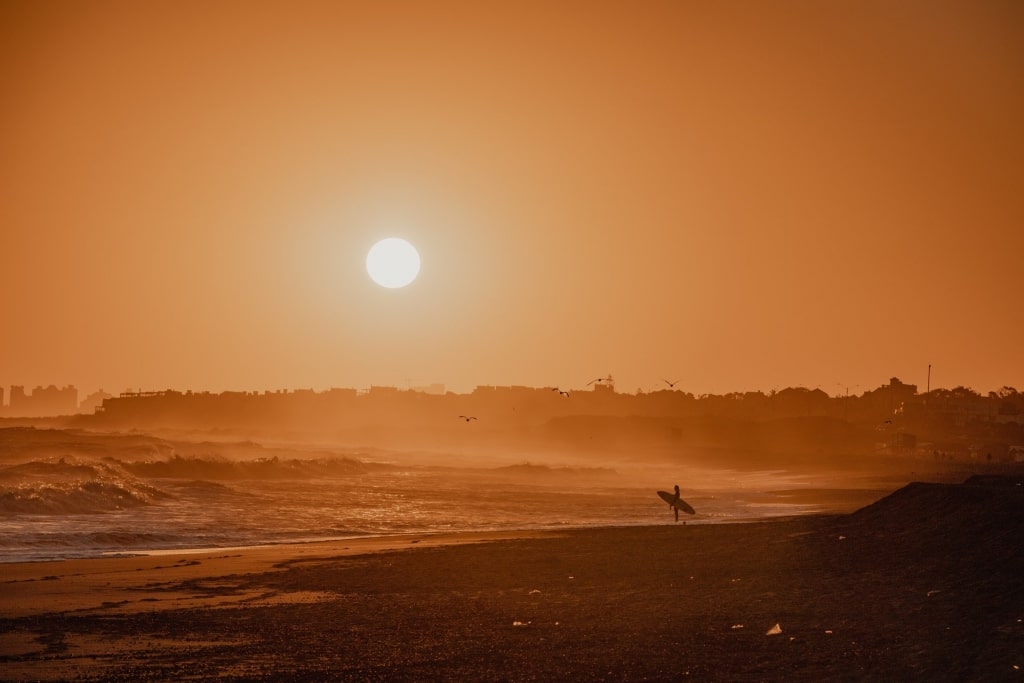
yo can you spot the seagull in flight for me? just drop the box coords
[458,415,478,422]
[551,388,570,397]
[586,377,607,386]
[663,379,680,388]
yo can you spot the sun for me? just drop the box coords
[366,238,421,288]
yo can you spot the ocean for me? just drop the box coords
[0,436,888,563]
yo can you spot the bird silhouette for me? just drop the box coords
[552,388,570,397]
[663,379,680,388]
[458,415,478,422]
[586,377,606,386]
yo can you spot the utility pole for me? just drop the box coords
[925,364,931,422]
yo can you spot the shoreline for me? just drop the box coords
[1,505,863,567]
[0,479,904,566]
[0,527,560,620]
[2,478,1021,681]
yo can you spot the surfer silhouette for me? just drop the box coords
[656,485,695,522]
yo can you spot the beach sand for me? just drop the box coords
[2,478,1022,682]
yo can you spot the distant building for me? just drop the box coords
[5,384,78,416]
[411,383,446,395]
[9,386,27,412]
[79,389,114,414]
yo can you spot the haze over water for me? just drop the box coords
[2,1,1021,570]
[0,436,884,563]
[4,376,1020,563]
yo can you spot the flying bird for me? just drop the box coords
[552,388,570,397]
[458,415,478,422]
[586,377,606,386]
[663,379,680,388]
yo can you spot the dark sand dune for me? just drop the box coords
[847,475,1023,540]
[1,477,1022,681]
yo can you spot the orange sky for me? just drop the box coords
[2,0,1022,398]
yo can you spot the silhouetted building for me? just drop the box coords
[79,389,114,414]
[411,383,446,395]
[5,384,78,417]
[9,386,27,412]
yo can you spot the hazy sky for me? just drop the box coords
[2,0,1022,397]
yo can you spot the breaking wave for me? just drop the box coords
[0,453,378,517]
[0,430,879,563]
[0,477,168,515]
[120,454,375,480]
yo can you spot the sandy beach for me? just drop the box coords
[2,477,1022,682]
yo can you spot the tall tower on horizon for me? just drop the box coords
[9,386,26,411]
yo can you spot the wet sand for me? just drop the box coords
[2,478,1022,681]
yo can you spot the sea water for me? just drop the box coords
[0,450,880,563]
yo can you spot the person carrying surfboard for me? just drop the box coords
[656,485,695,522]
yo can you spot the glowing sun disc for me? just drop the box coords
[366,238,421,288]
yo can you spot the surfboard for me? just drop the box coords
[657,490,696,515]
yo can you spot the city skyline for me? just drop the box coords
[0,358,1015,404]
[2,370,1021,420]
